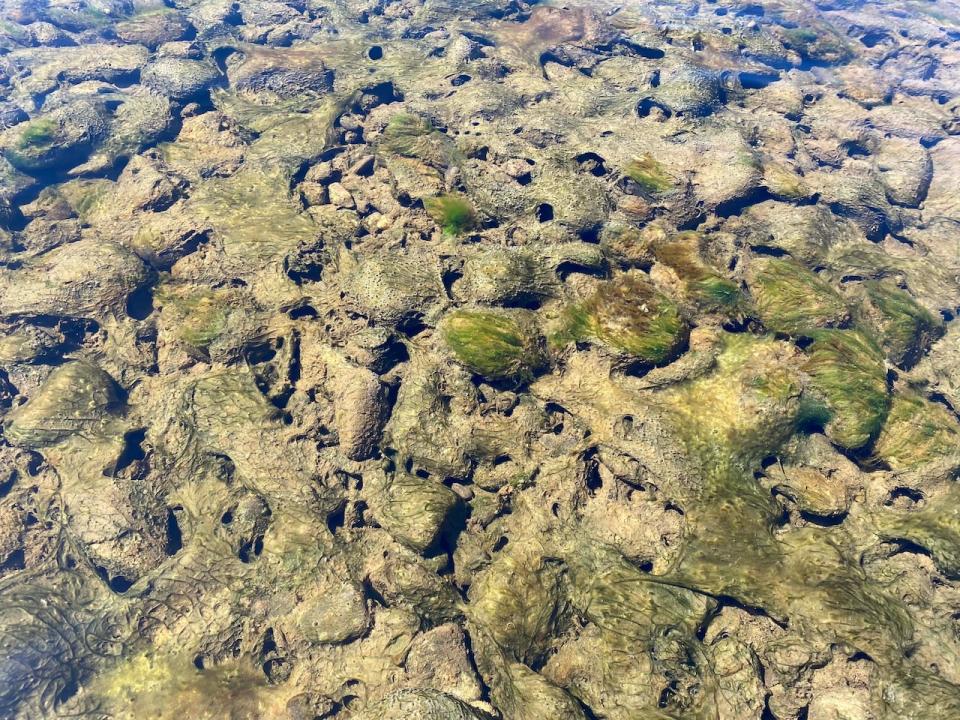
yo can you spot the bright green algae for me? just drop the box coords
[554,274,688,365]
[749,257,849,335]
[442,308,546,382]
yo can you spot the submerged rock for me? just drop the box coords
[0,1,959,718]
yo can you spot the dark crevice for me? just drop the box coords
[165,508,183,556]
[113,429,146,474]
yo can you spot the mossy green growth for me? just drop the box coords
[802,329,889,450]
[857,280,943,368]
[653,234,745,316]
[555,274,687,365]
[424,194,477,235]
[623,155,674,194]
[780,25,852,63]
[379,112,462,168]
[873,392,960,471]
[58,179,113,223]
[156,285,231,352]
[442,309,546,382]
[16,117,57,149]
[749,258,848,335]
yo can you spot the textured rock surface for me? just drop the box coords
[1,1,960,719]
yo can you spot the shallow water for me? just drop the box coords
[1,1,960,718]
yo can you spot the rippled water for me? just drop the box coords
[1,1,959,718]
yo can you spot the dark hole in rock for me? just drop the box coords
[451,74,472,87]
[658,679,679,708]
[637,97,672,118]
[860,31,889,48]
[96,565,134,593]
[289,304,318,319]
[536,203,554,222]
[885,486,924,506]
[56,677,80,706]
[368,45,383,60]
[0,471,16,498]
[165,508,183,556]
[113,429,147,474]
[397,314,428,337]
[0,548,25,572]
[126,285,155,320]
[739,71,780,90]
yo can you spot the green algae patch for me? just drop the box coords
[88,653,289,720]
[156,286,230,351]
[554,274,688,366]
[748,258,848,335]
[442,309,546,382]
[17,117,57,149]
[379,112,463,169]
[662,333,804,480]
[467,544,567,665]
[4,117,61,171]
[58,178,114,223]
[779,25,853,64]
[856,280,943,368]
[877,485,960,579]
[802,329,889,450]
[424,193,477,235]
[653,233,746,316]
[658,333,913,662]
[873,392,960,471]
[623,155,675,194]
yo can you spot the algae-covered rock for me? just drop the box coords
[367,472,461,553]
[2,2,960,718]
[4,361,123,448]
[442,308,547,382]
[802,329,889,450]
[343,251,444,327]
[554,273,688,367]
[0,238,150,321]
[854,279,943,368]
[453,247,557,306]
[468,544,567,665]
[352,689,493,720]
[378,112,462,170]
[748,258,849,335]
[0,100,108,172]
[141,57,221,103]
[873,392,960,471]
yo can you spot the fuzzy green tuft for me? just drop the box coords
[555,274,687,365]
[442,309,546,382]
[424,194,477,235]
[857,280,943,368]
[17,117,57,149]
[379,112,462,168]
[873,392,960,471]
[749,258,848,335]
[654,234,745,316]
[623,155,674,194]
[802,329,889,450]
